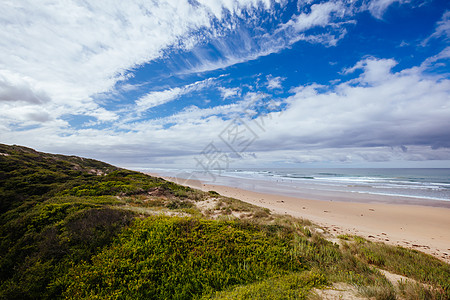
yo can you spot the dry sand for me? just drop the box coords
[149,173,450,263]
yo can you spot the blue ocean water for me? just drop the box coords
[144,168,450,206]
[223,168,450,200]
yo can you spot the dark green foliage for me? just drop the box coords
[62,216,304,299]
[0,144,119,213]
[0,144,172,299]
[0,201,135,299]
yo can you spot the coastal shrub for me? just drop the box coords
[205,271,327,299]
[166,198,193,209]
[0,199,134,299]
[62,216,304,299]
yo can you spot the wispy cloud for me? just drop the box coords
[176,0,359,75]
[135,88,183,112]
[266,75,285,89]
[367,0,404,19]
[0,0,273,124]
[422,10,450,45]
[218,87,241,99]
[283,1,348,32]
[135,77,216,112]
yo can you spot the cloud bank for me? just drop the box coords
[1,0,449,168]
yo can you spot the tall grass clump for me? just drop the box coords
[345,237,450,298]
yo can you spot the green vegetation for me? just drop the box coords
[0,144,449,299]
[0,144,194,299]
[342,235,450,299]
[206,271,326,299]
[62,217,303,299]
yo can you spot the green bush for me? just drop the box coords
[63,216,304,299]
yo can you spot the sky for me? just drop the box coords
[1,0,450,170]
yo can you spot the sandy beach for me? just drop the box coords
[150,173,450,263]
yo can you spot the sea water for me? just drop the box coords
[144,168,450,206]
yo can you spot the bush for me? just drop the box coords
[63,216,304,299]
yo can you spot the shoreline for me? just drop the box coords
[149,172,450,264]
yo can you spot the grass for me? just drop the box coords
[205,271,326,299]
[397,280,445,300]
[337,233,351,240]
[341,236,450,299]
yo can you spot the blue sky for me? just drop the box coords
[1,0,449,169]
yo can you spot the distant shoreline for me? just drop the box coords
[143,168,450,208]
[148,172,450,264]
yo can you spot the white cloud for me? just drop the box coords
[0,0,271,125]
[342,57,397,84]
[422,11,450,45]
[177,1,359,75]
[4,55,449,167]
[195,0,273,19]
[433,11,450,39]
[0,0,408,123]
[218,87,240,99]
[1,0,445,167]
[136,88,183,112]
[135,77,216,112]
[266,76,285,89]
[271,58,450,152]
[0,71,50,104]
[368,0,403,19]
[287,1,347,32]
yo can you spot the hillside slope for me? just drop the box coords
[0,144,448,299]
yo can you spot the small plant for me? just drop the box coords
[358,285,396,300]
[397,280,444,300]
[252,208,271,219]
[300,226,312,237]
[337,234,351,240]
[166,199,193,209]
[353,236,367,244]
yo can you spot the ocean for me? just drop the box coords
[143,168,450,207]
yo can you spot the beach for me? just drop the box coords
[149,172,450,264]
